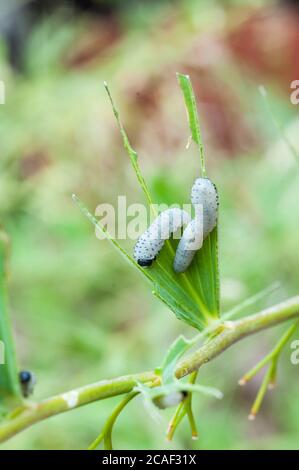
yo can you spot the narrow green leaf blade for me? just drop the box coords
[179,383,223,399]
[76,79,221,331]
[104,82,218,329]
[72,195,141,270]
[185,228,220,320]
[177,73,206,176]
[177,73,220,320]
[161,335,194,385]
[104,82,154,210]
[0,230,22,414]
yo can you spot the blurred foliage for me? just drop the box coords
[0,0,299,450]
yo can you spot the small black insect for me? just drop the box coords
[19,370,36,398]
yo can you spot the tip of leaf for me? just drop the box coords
[248,413,256,421]
[258,85,267,97]
[166,425,173,441]
[176,72,189,80]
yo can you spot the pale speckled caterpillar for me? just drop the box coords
[173,217,203,273]
[133,208,191,267]
[133,178,218,272]
[191,177,218,238]
[173,177,218,273]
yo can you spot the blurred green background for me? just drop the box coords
[1,0,299,449]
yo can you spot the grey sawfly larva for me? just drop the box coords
[173,177,218,273]
[134,177,218,272]
[133,208,190,267]
[173,216,203,273]
[190,177,218,239]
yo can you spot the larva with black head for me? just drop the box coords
[133,208,191,267]
[19,370,36,398]
[191,177,218,238]
[173,177,218,273]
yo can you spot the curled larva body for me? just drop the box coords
[173,217,203,273]
[134,208,190,267]
[173,177,218,273]
[191,177,218,238]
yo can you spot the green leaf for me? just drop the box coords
[177,73,206,176]
[106,79,220,328]
[75,77,220,331]
[134,379,222,417]
[0,230,22,414]
[104,82,154,210]
[135,333,222,418]
[161,335,194,385]
[133,381,164,423]
[160,334,223,398]
[180,383,223,400]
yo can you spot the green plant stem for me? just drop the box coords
[187,403,198,440]
[166,399,186,441]
[88,391,138,450]
[239,352,273,385]
[239,320,299,384]
[268,360,277,388]
[249,362,275,420]
[166,370,198,441]
[177,296,299,377]
[0,295,299,444]
[185,371,198,439]
[237,320,299,419]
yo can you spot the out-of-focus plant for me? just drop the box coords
[0,75,299,449]
[0,229,22,414]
